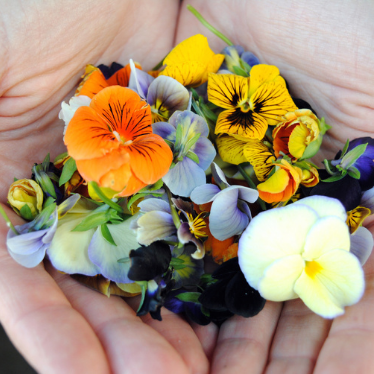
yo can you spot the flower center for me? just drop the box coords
[113,131,133,146]
[305,260,323,279]
[187,212,208,239]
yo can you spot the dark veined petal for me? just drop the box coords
[244,141,276,182]
[216,134,248,165]
[250,78,298,126]
[208,73,249,109]
[215,107,268,140]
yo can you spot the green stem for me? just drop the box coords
[165,186,181,229]
[90,182,123,213]
[0,204,19,235]
[237,164,267,211]
[187,5,234,46]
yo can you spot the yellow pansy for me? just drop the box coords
[208,64,297,140]
[160,34,224,87]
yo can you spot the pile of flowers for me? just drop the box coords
[2,7,374,324]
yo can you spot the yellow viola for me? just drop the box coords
[208,64,297,140]
[160,34,224,87]
[8,179,43,219]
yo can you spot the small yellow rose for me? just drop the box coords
[8,179,43,218]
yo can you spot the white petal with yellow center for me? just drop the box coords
[258,254,304,301]
[294,249,365,318]
[239,204,318,288]
[303,216,351,259]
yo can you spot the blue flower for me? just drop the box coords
[190,163,258,241]
[153,110,216,197]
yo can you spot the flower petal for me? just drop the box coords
[216,134,248,165]
[136,211,175,245]
[208,73,248,109]
[209,188,250,240]
[88,218,140,283]
[350,226,374,265]
[163,157,206,197]
[152,121,177,141]
[248,64,280,96]
[239,204,318,289]
[294,249,365,318]
[129,68,154,98]
[190,183,221,204]
[48,217,100,276]
[192,137,216,171]
[128,134,173,184]
[258,254,304,301]
[138,198,171,213]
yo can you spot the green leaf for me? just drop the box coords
[347,166,361,179]
[170,257,185,265]
[42,153,50,170]
[43,196,56,209]
[232,65,249,77]
[175,292,201,304]
[200,103,218,122]
[341,139,350,157]
[53,152,68,164]
[322,174,346,183]
[186,150,200,164]
[135,281,148,313]
[33,203,57,231]
[171,264,187,270]
[323,159,338,176]
[341,143,367,170]
[318,117,332,135]
[100,224,117,246]
[59,157,77,186]
[190,88,199,101]
[72,211,111,232]
[19,204,34,221]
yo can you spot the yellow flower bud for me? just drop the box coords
[8,179,43,218]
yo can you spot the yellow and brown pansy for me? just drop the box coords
[208,64,297,140]
[346,206,371,234]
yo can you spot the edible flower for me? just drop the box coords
[64,86,173,196]
[8,179,43,219]
[160,34,224,87]
[257,159,302,203]
[239,195,365,318]
[272,109,326,160]
[153,110,216,197]
[190,163,258,241]
[208,64,297,140]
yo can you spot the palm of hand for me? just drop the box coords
[1,0,374,373]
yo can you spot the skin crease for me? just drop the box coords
[0,0,373,373]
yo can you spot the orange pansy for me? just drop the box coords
[76,63,141,98]
[65,86,173,196]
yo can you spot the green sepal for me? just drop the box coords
[42,153,50,170]
[100,223,117,246]
[341,139,350,157]
[318,117,332,135]
[232,65,249,77]
[53,152,68,164]
[135,281,148,313]
[199,273,216,288]
[13,177,18,182]
[200,103,218,122]
[170,257,185,265]
[71,208,122,232]
[175,292,201,304]
[184,132,201,154]
[43,196,56,209]
[323,159,338,176]
[201,306,210,317]
[19,204,34,221]
[39,173,57,199]
[33,203,57,231]
[190,87,199,101]
[340,143,367,170]
[175,123,183,150]
[300,135,323,160]
[347,166,361,179]
[240,59,252,74]
[186,150,200,164]
[59,157,77,186]
[117,256,130,264]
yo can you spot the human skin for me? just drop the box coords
[0,0,374,373]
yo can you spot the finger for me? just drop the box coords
[314,218,374,374]
[190,320,219,361]
[265,299,331,374]
[48,265,192,374]
[0,206,110,374]
[211,301,282,374]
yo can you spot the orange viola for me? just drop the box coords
[257,160,302,203]
[64,86,173,196]
[76,62,141,98]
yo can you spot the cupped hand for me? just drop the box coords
[0,1,216,373]
[178,1,374,373]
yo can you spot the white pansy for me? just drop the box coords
[239,196,365,318]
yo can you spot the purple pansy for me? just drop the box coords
[190,163,258,241]
[153,110,216,197]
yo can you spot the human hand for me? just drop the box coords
[177,1,374,372]
[0,1,215,373]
